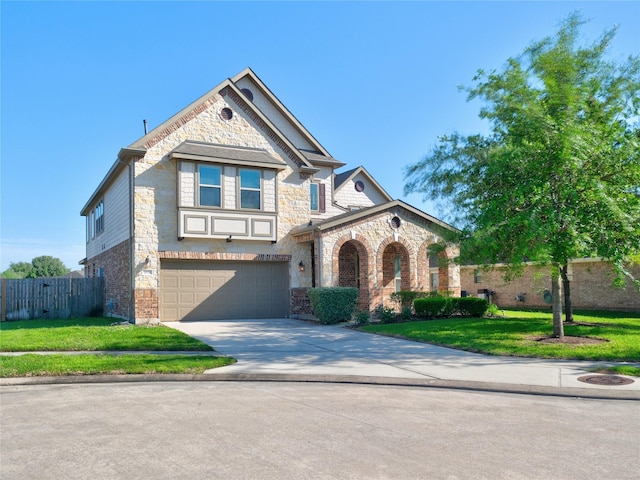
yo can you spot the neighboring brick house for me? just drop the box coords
[461,260,640,312]
[81,68,460,323]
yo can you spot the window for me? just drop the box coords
[90,211,95,239]
[95,201,104,235]
[394,255,402,292]
[310,182,325,213]
[239,169,261,209]
[474,269,482,284]
[430,272,440,292]
[199,165,222,207]
[310,183,319,211]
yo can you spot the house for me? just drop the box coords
[81,68,460,323]
[461,259,640,312]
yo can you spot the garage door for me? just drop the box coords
[160,260,289,321]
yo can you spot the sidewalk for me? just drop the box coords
[2,318,638,400]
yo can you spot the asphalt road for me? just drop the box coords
[1,382,638,479]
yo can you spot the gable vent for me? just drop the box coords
[220,107,233,121]
[241,88,254,101]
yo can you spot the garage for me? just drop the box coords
[160,260,289,321]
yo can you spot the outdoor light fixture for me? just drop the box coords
[299,261,305,272]
[227,235,232,243]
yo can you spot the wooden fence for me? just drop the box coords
[0,277,105,321]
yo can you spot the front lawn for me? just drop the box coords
[0,354,235,377]
[0,318,212,351]
[361,310,640,375]
[0,317,235,377]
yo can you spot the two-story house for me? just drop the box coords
[81,68,460,323]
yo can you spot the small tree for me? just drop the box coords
[404,13,640,338]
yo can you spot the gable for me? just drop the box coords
[333,166,392,209]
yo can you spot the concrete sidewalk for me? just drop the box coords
[164,318,639,398]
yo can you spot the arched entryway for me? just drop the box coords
[380,242,411,301]
[336,239,370,311]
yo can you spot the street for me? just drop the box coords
[1,382,638,479]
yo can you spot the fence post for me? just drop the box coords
[1,277,6,321]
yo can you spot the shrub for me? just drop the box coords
[401,305,412,321]
[378,306,397,324]
[390,291,430,308]
[414,297,450,317]
[307,287,359,324]
[456,297,489,317]
[414,297,489,318]
[354,310,370,325]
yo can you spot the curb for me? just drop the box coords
[2,373,638,401]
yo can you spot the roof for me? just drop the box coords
[169,141,287,170]
[82,68,332,215]
[299,150,345,168]
[333,165,393,202]
[291,199,459,237]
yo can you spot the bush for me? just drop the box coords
[354,310,370,325]
[414,297,450,317]
[414,297,489,318]
[456,297,489,317]
[307,287,359,324]
[390,291,430,308]
[378,306,397,324]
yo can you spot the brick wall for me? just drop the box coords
[461,260,640,311]
[87,239,131,318]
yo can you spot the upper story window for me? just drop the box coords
[87,200,104,242]
[95,201,104,235]
[199,165,221,207]
[239,169,261,210]
[310,183,319,211]
[309,182,325,213]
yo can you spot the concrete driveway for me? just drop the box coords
[165,318,639,396]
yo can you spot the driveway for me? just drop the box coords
[165,318,639,395]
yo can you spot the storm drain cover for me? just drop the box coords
[577,375,634,386]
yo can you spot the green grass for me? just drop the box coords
[0,318,213,352]
[361,310,640,375]
[0,317,234,377]
[0,354,235,377]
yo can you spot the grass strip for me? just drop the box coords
[0,318,213,352]
[0,354,235,377]
[361,310,640,365]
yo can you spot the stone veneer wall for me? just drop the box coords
[86,239,131,319]
[322,209,461,312]
[460,260,640,311]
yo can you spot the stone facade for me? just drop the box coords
[82,68,460,323]
[461,260,640,312]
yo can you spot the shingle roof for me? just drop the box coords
[333,167,359,189]
[299,150,345,167]
[169,141,287,169]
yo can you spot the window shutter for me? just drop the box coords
[319,184,326,213]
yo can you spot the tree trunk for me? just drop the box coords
[551,268,564,339]
[560,264,573,323]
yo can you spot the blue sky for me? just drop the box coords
[1,1,638,271]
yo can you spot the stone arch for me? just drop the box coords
[417,241,459,294]
[375,236,413,308]
[331,233,373,311]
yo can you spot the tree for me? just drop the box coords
[30,256,71,278]
[404,14,640,338]
[1,257,70,278]
[1,262,34,279]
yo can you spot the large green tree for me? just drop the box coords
[404,14,640,338]
[1,257,70,278]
